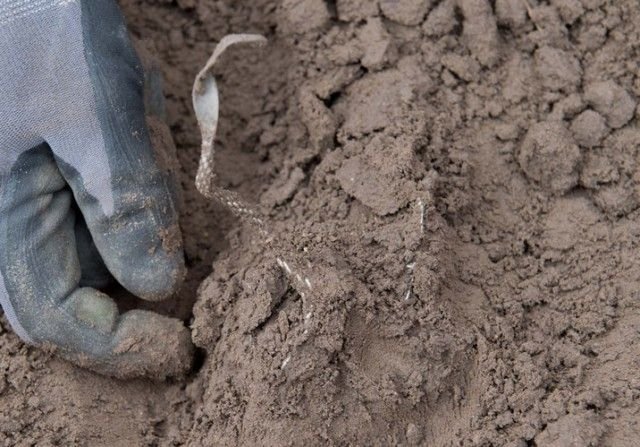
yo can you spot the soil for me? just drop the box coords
[1,0,639,445]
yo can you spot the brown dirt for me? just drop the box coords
[2,0,640,445]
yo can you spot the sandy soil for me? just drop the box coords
[1,0,639,445]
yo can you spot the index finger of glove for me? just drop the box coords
[47,0,185,302]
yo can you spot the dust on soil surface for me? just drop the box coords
[1,0,640,445]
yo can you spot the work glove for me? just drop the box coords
[0,0,194,379]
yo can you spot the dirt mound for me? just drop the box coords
[1,0,639,445]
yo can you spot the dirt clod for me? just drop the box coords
[534,46,582,91]
[280,0,330,33]
[584,80,637,129]
[458,0,500,66]
[571,109,608,148]
[380,0,433,26]
[518,121,582,194]
[495,0,528,29]
[357,17,397,71]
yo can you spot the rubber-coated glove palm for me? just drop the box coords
[0,0,193,379]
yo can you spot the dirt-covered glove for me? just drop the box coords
[0,0,194,379]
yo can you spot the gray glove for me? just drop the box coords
[0,0,194,379]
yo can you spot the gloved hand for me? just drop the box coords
[0,1,194,379]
